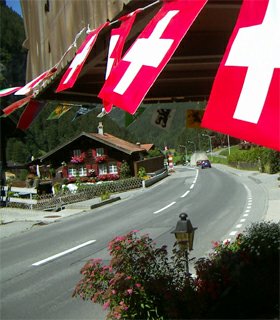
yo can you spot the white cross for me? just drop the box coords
[63,33,97,84]
[113,10,178,95]
[225,0,280,124]
[105,35,120,80]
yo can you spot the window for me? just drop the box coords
[96,148,104,156]
[68,168,77,176]
[73,149,81,156]
[109,162,118,174]
[98,163,108,175]
[78,167,87,176]
[68,166,87,177]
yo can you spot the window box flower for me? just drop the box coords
[71,154,85,163]
[95,155,108,163]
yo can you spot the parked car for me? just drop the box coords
[201,160,212,169]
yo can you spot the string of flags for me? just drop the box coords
[0,0,279,151]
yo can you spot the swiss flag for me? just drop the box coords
[15,67,57,96]
[56,22,109,93]
[99,0,207,114]
[103,12,138,113]
[202,0,280,151]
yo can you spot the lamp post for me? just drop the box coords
[171,213,197,274]
[227,134,231,155]
[202,134,213,158]
[187,140,196,153]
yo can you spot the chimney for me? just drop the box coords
[98,122,103,135]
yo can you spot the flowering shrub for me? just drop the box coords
[97,174,120,182]
[194,221,280,319]
[73,231,195,319]
[73,222,279,319]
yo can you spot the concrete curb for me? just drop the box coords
[65,196,121,210]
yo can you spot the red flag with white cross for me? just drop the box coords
[103,12,138,113]
[15,67,57,96]
[98,0,207,115]
[56,22,109,93]
[202,0,280,151]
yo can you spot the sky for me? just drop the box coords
[5,0,22,16]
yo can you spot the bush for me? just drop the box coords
[227,147,280,173]
[73,222,279,319]
[195,221,280,319]
[120,161,131,179]
[137,167,146,179]
[73,231,196,320]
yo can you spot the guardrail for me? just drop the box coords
[143,170,169,188]
[3,186,38,208]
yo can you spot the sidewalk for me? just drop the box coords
[214,164,280,223]
[0,166,279,239]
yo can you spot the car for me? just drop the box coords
[201,160,211,169]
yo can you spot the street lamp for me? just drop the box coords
[202,134,213,158]
[187,140,196,153]
[171,213,197,274]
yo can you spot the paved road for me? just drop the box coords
[0,165,278,320]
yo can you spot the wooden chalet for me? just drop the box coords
[36,123,163,180]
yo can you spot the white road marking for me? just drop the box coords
[32,240,96,266]
[240,219,246,222]
[243,213,249,217]
[181,190,190,198]
[229,231,238,236]
[236,224,242,228]
[190,184,194,189]
[153,201,176,214]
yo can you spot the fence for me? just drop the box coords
[3,177,143,210]
[3,171,169,211]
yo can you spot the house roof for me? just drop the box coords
[85,132,150,155]
[39,131,149,161]
[140,144,154,151]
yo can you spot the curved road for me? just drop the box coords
[0,165,267,319]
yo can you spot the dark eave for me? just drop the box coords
[35,0,242,105]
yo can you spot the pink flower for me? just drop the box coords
[113,312,121,319]
[211,241,220,248]
[115,236,125,242]
[120,301,129,311]
[111,289,116,295]
[103,300,110,310]
[135,283,141,288]
[127,288,133,295]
